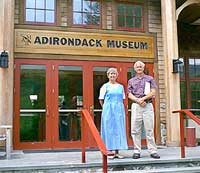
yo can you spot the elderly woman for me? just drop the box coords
[99,67,128,159]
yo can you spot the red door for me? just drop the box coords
[13,59,154,150]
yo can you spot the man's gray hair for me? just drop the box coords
[134,61,145,68]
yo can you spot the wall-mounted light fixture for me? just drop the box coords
[0,50,9,68]
[172,58,183,73]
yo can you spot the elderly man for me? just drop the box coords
[127,61,160,159]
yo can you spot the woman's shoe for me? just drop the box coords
[107,151,115,156]
[115,154,125,159]
[108,155,115,159]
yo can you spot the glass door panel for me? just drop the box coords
[58,66,82,141]
[20,65,46,142]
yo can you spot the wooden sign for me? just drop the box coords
[15,29,155,58]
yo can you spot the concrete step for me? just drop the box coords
[107,159,200,172]
[0,147,200,172]
[110,167,200,173]
[0,157,200,172]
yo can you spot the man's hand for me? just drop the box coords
[137,98,147,107]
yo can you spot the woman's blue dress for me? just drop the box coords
[99,83,128,150]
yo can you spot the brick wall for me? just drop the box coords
[14,0,19,24]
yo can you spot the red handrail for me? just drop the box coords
[172,109,200,158]
[81,109,110,173]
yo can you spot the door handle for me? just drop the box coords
[46,105,49,116]
[89,105,94,114]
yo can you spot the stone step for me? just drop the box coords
[0,147,200,172]
[0,157,200,172]
[109,167,200,173]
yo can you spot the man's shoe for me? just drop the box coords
[132,153,140,159]
[150,153,160,159]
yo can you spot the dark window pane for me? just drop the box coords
[127,6,133,15]
[92,14,100,25]
[83,13,91,24]
[118,15,125,27]
[187,58,200,108]
[58,66,82,141]
[135,18,141,28]
[127,16,133,27]
[189,59,195,77]
[92,2,100,13]
[180,81,186,108]
[135,6,142,16]
[118,4,124,15]
[117,3,143,30]
[20,113,46,142]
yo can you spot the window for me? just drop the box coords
[180,57,200,109]
[73,0,101,28]
[25,0,55,24]
[188,58,200,109]
[117,3,144,31]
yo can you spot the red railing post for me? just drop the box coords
[173,109,200,158]
[81,111,86,163]
[81,109,109,172]
[179,112,185,158]
[103,155,107,173]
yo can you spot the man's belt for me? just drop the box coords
[133,99,152,104]
[145,99,152,103]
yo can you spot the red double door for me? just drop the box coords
[13,59,154,150]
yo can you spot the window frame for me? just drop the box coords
[116,1,145,32]
[24,0,56,25]
[71,0,102,29]
[180,57,200,109]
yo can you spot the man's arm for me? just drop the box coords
[128,93,140,103]
[142,88,156,101]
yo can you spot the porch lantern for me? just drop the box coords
[0,50,9,68]
[172,58,183,73]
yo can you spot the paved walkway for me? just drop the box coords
[0,146,200,172]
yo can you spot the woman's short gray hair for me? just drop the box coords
[134,61,145,69]
[107,67,118,75]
